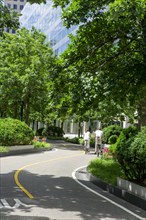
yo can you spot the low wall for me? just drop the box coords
[8,145,34,151]
[117,177,146,200]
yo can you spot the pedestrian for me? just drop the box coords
[84,129,91,153]
[94,128,103,156]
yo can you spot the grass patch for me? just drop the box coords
[88,158,124,185]
[33,141,51,149]
[0,146,9,153]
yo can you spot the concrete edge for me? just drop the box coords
[0,147,52,157]
[87,172,146,211]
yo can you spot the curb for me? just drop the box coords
[87,171,146,211]
[0,147,52,157]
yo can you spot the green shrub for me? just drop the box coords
[109,143,117,155]
[79,138,84,145]
[43,125,64,137]
[90,136,95,147]
[0,146,9,152]
[115,126,146,183]
[102,125,122,144]
[79,136,95,147]
[128,127,146,183]
[88,158,124,185]
[65,136,95,147]
[0,118,34,146]
[35,128,44,137]
[109,135,118,144]
[33,141,51,149]
[65,137,79,144]
[116,125,138,152]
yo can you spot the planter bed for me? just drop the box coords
[117,177,146,200]
[87,172,146,211]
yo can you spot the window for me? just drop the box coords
[13,4,17,9]
[7,3,11,8]
[20,5,24,10]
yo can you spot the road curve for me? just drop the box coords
[0,141,146,220]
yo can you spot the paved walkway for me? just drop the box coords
[0,140,145,212]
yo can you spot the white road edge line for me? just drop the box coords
[72,165,145,220]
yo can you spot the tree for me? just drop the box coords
[51,0,146,128]
[0,0,20,36]
[0,28,57,124]
[0,0,47,36]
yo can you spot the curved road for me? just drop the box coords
[0,141,145,220]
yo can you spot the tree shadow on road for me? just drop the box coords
[47,140,96,153]
[48,139,84,151]
[0,215,50,220]
[0,169,142,220]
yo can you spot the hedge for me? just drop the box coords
[0,118,34,146]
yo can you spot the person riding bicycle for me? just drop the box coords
[84,129,91,153]
[94,128,103,156]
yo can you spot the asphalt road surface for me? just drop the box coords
[0,141,146,220]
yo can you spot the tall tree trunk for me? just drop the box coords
[32,120,35,130]
[36,121,38,130]
[78,121,81,138]
[25,100,30,125]
[61,121,64,130]
[137,100,146,129]
[20,100,24,121]
[13,101,18,119]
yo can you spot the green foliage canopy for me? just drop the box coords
[50,0,146,126]
[0,0,19,36]
[102,125,122,144]
[0,28,57,124]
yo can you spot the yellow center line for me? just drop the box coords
[14,152,84,199]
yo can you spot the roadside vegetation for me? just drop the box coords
[0,118,34,146]
[0,146,9,153]
[33,140,51,150]
[88,125,146,187]
[63,124,146,187]
[0,118,52,152]
[88,158,124,186]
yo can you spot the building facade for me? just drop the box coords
[5,0,26,12]
[20,0,78,56]
[5,0,26,33]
